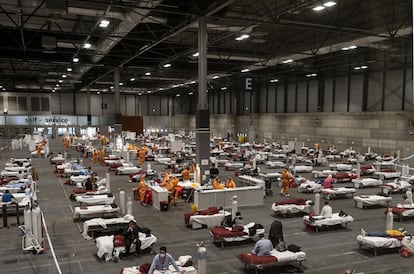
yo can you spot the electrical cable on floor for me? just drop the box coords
[41,212,63,274]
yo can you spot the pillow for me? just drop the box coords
[236,253,277,265]
[178,255,192,266]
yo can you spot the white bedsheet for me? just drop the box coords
[269,249,307,263]
[353,178,382,188]
[374,171,401,180]
[96,233,157,260]
[298,181,322,193]
[73,204,119,219]
[356,235,401,248]
[122,263,197,274]
[189,210,231,228]
[271,203,312,215]
[75,194,114,205]
[322,187,356,199]
[291,165,313,173]
[303,213,354,227]
[353,195,392,207]
[82,215,135,240]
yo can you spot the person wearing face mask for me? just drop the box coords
[148,246,184,274]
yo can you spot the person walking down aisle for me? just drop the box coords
[148,246,185,274]
[280,168,292,197]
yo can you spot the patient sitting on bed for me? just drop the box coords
[251,233,273,256]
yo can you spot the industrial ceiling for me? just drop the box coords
[0,0,412,96]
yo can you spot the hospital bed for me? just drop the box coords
[95,232,157,262]
[121,256,198,274]
[0,182,26,192]
[329,163,353,171]
[116,164,142,175]
[82,215,135,240]
[312,169,337,179]
[353,195,392,209]
[321,187,356,200]
[353,178,383,189]
[356,234,403,256]
[297,180,322,193]
[50,156,65,164]
[73,204,120,221]
[303,213,354,232]
[184,206,220,226]
[380,180,411,194]
[75,193,114,205]
[70,175,90,186]
[271,198,313,217]
[374,171,401,180]
[290,165,313,173]
[210,222,265,248]
[188,210,231,229]
[0,170,29,178]
[224,162,244,171]
[237,249,306,274]
[333,172,357,183]
[388,205,414,222]
[265,161,285,168]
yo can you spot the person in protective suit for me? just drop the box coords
[280,168,292,196]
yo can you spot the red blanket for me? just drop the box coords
[210,226,247,238]
[184,207,220,225]
[275,198,306,206]
[237,252,277,265]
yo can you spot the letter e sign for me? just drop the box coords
[245,78,252,90]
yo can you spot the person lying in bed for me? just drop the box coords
[360,227,407,237]
[251,233,273,256]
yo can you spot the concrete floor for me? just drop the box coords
[0,139,413,274]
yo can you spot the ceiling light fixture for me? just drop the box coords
[119,82,124,86]
[188,92,194,95]
[241,68,250,73]
[83,43,91,49]
[313,5,325,11]
[62,74,67,78]
[192,52,199,57]
[221,87,227,90]
[73,57,79,63]
[212,75,220,79]
[145,72,151,76]
[270,79,279,83]
[235,34,250,41]
[323,1,337,7]
[176,94,181,97]
[190,81,196,84]
[282,59,293,64]
[67,67,72,72]
[130,78,136,81]
[342,45,357,50]
[306,73,318,77]
[58,79,63,83]
[99,19,110,28]
[163,63,171,68]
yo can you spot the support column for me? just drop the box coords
[114,68,122,124]
[196,17,210,185]
[87,87,91,127]
[168,96,174,132]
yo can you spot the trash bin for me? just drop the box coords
[160,201,169,211]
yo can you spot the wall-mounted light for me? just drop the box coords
[3,108,7,115]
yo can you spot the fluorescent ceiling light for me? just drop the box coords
[306,73,317,77]
[99,19,110,28]
[282,59,293,64]
[52,89,55,93]
[67,67,72,72]
[0,85,2,88]
[62,74,67,78]
[235,34,250,41]
[73,57,79,63]
[212,75,220,79]
[144,72,151,76]
[97,91,100,95]
[270,79,279,83]
[323,1,336,7]
[241,68,250,73]
[188,92,194,95]
[192,52,199,57]
[58,79,63,83]
[56,84,60,87]
[130,78,136,81]
[354,66,361,70]
[163,63,171,68]
[313,5,326,11]
[190,81,196,84]
[348,45,357,49]
[360,65,368,69]
[83,43,91,49]
[176,94,181,97]
[119,82,124,86]
[221,87,227,90]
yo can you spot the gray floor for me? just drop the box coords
[0,139,414,274]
